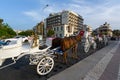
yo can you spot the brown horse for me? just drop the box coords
[60,36,79,63]
[50,37,62,49]
[70,36,78,59]
[60,37,70,63]
[51,35,81,64]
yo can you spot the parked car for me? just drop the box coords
[0,40,8,46]
[5,38,17,43]
[0,40,9,49]
[5,36,28,43]
[15,36,28,42]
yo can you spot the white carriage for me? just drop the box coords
[81,27,97,53]
[0,38,55,75]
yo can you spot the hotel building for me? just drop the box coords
[45,10,84,38]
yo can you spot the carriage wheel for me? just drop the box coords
[84,42,90,53]
[37,57,54,75]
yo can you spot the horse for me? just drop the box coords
[95,35,103,49]
[88,36,97,50]
[51,36,80,64]
[102,35,108,46]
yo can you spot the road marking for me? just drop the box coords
[117,64,120,80]
[83,42,120,80]
[83,53,113,80]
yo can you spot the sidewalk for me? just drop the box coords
[48,41,120,80]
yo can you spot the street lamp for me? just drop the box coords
[43,4,49,11]
[38,4,49,41]
[42,4,49,38]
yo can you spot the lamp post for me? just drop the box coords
[42,4,49,39]
[42,4,49,11]
[38,4,49,42]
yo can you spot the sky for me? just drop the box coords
[0,0,120,30]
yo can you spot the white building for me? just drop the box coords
[94,22,113,37]
[45,10,84,38]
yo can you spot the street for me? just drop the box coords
[48,41,120,80]
[0,41,119,80]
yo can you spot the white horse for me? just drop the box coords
[88,36,97,50]
[81,28,96,53]
[95,35,106,48]
[81,29,90,53]
[102,35,108,46]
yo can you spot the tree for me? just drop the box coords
[47,29,55,37]
[113,30,120,36]
[18,30,34,36]
[0,19,3,24]
[0,19,16,39]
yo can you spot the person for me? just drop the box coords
[28,35,34,48]
[28,34,39,48]
[33,34,38,47]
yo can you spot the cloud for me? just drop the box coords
[69,0,120,29]
[68,3,94,15]
[23,0,120,29]
[71,0,89,5]
[23,11,42,21]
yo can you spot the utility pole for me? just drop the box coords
[38,4,49,43]
[42,4,49,39]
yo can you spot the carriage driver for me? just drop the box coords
[28,34,39,48]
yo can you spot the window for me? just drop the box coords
[54,28,56,31]
[57,27,59,31]
[59,34,62,37]
[56,34,58,37]
[61,26,63,31]
[68,26,72,33]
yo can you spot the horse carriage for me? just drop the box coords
[0,29,108,76]
[0,38,55,75]
[80,26,109,53]
[0,31,82,76]
[94,34,109,49]
[80,27,97,53]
